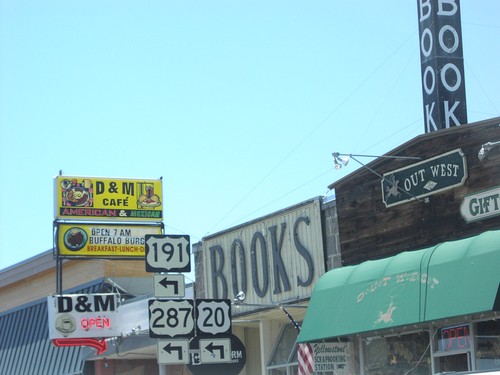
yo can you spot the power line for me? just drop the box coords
[207,29,420,236]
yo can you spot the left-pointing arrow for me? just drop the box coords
[163,343,183,358]
[159,277,179,294]
[205,342,225,357]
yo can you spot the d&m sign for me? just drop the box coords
[382,149,467,207]
[47,293,121,339]
[54,176,163,221]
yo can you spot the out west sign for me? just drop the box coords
[460,186,500,223]
[382,149,467,207]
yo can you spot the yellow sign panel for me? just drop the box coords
[57,223,162,258]
[54,176,163,221]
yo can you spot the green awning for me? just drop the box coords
[298,230,500,343]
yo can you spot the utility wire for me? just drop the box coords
[207,30,420,236]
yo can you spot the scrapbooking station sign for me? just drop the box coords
[54,176,163,221]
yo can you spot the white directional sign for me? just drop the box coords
[460,186,500,223]
[154,274,185,298]
[157,339,190,365]
[145,234,191,272]
[196,299,232,337]
[199,338,231,364]
[149,299,194,338]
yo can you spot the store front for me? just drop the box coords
[298,230,500,374]
[196,197,332,375]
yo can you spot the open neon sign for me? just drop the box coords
[438,323,471,351]
[81,317,111,330]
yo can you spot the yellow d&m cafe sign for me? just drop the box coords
[54,176,163,221]
[57,223,163,258]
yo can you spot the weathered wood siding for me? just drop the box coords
[331,118,500,266]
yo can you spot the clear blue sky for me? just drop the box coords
[1,1,499,270]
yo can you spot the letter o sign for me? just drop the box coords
[439,25,459,54]
[441,63,461,92]
[423,66,435,95]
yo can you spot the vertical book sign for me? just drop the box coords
[417,0,467,132]
[145,234,191,272]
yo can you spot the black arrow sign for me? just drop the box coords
[163,343,183,359]
[205,342,225,358]
[159,277,179,295]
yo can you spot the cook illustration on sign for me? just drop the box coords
[60,178,93,207]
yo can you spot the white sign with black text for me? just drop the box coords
[149,299,194,338]
[196,299,232,337]
[199,338,232,364]
[154,274,185,298]
[145,234,191,272]
[157,339,190,365]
